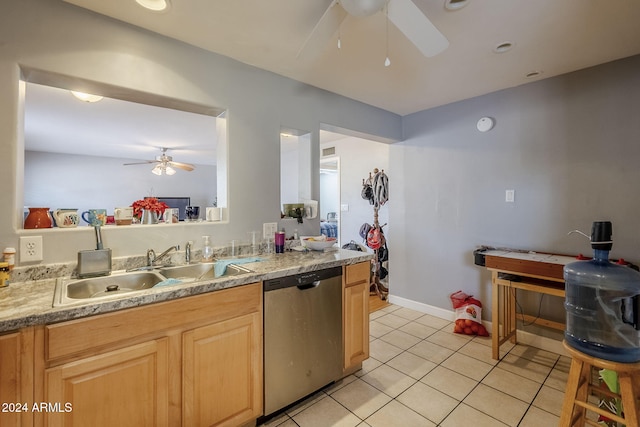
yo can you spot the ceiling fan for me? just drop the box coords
[123,147,195,175]
[297,0,449,60]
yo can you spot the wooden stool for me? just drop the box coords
[560,340,640,427]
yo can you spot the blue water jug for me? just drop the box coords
[564,221,640,362]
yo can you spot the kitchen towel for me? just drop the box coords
[214,257,263,277]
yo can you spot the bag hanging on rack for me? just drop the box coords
[378,243,389,263]
[359,223,372,241]
[366,226,385,249]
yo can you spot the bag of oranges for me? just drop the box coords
[450,290,489,336]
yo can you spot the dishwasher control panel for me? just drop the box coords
[263,266,342,291]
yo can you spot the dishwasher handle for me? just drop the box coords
[297,280,320,290]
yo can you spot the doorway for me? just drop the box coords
[320,157,340,244]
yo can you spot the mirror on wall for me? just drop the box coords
[22,81,227,226]
[279,128,311,218]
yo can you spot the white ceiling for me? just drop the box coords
[62,0,640,116]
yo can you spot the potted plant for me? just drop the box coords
[131,197,168,224]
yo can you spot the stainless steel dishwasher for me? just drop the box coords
[263,266,343,416]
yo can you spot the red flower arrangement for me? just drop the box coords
[131,197,168,219]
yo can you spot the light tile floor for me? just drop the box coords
[260,303,569,427]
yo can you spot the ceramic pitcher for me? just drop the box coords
[141,209,159,224]
[53,209,79,228]
[24,208,53,229]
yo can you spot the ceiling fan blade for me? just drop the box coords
[123,160,159,166]
[168,161,195,171]
[388,0,449,58]
[296,0,347,60]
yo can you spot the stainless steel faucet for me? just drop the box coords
[147,245,180,266]
[185,241,193,264]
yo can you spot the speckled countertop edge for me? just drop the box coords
[0,250,372,333]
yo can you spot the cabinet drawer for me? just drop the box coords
[344,262,370,287]
[45,283,261,363]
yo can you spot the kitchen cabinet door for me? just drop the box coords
[44,338,169,427]
[183,310,262,427]
[0,329,34,427]
[343,262,370,371]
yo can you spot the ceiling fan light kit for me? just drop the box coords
[152,164,176,176]
[298,0,449,63]
[123,147,195,175]
[340,0,387,17]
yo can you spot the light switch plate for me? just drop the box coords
[263,222,278,240]
[505,189,515,203]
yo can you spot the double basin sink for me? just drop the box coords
[54,262,253,307]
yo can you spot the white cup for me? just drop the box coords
[206,207,222,221]
[114,207,134,225]
[163,208,178,224]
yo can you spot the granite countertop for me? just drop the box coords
[0,249,372,333]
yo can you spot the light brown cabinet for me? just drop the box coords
[40,282,262,427]
[45,338,170,427]
[183,310,262,427]
[343,262,370,372]
[0,328,34,427]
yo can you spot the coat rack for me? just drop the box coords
[362,168,389,300]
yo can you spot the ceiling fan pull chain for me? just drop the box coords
[384,2,391,67]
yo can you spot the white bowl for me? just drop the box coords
[302,237,337,251]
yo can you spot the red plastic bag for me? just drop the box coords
[450,290,489,336]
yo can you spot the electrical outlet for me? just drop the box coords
[263,222,278,240]
[20,236,43,262]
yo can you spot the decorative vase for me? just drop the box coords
[141,209,159,225]
[24,207,53,229]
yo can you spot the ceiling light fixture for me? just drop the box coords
[135,0,169,12]
[444,0,470,11]
[70,91,103,103]
[493,41,514,54]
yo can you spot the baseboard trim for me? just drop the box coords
[387,294,566,356]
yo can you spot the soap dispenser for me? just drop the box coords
[202,235,214,262]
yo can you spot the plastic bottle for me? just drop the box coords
[3,247,16,271]
[275,231,285,254]
[564,221,640,362]
[202,236,214,262]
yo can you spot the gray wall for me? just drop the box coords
[24,151,217,217]
[390,54,640,324]
[0,0,401,263]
